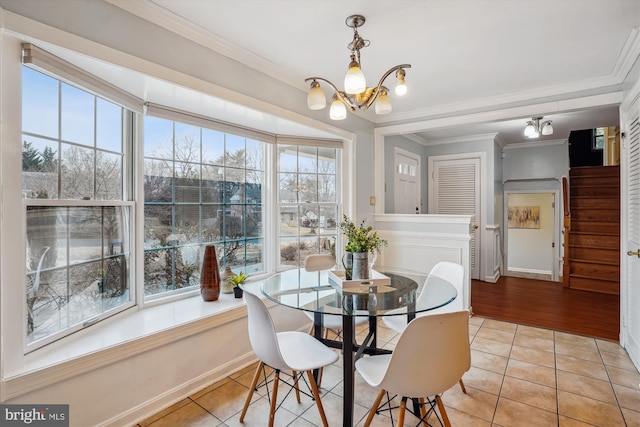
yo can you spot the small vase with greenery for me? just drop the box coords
[228,271,249,298]
[338,215,387,279]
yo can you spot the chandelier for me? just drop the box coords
[524,116,553,138]
[305,14,411,120]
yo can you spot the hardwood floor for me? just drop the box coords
[471,275,620,341]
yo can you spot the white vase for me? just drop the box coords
[220,266,234,294]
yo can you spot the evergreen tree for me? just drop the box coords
[22,141,42,172]
[41,146,57,172]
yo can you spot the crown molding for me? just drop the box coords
[401,133,428,146]
[613,27,640,82]
[105,0,308,92]
[421,133,498,147]
[494,134,508,148]
[503,138,567,150]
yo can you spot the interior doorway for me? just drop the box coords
[505,191,559,281]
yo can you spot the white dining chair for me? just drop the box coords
[382,261,464,333]
[382,261,467,393]
[240,289,338,427]
[356,310,471,427]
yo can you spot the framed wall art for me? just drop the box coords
[508,205,540,229]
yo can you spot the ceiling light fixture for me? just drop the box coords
[305,14,411,120]
[524,116,553,138]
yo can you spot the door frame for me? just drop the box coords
[620,87,640,367]
[393,147,421,214]
[503,190,561,282]
[428,152,486,281]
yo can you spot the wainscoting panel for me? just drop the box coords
[374,214,472,310]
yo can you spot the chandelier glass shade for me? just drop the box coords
[524,116,553,138]
[305,15,411,120]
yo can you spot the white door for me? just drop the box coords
[431,157,481,280]
[394,149,420,214]
[621,96,640,369]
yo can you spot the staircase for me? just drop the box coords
[566,165,620,294]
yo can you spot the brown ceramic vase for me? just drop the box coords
[200,245,221,301]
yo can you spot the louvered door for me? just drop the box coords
[431,158,480,279]
[622,99,640,369]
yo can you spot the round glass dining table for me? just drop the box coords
[261,266,457,427]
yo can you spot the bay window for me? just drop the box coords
[15,43,343,357]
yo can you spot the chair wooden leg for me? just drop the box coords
[363,389,386,427]
[314,328,329,388]
[292,370,301,403]
[306,370,330,427]
[435,395,451,427]
[459,378,467,394]
[268,370,280,427]
[317,367,324,388]
[240,361,263,422]
[398,398,407,426]
[419,397,427,420]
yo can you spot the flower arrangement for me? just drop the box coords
[338,215,387,253]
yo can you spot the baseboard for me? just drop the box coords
[485,269,500,283]
[506,267,552,281]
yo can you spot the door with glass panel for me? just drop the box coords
[394,148,421,214]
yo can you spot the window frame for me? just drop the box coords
[21,64,138,352]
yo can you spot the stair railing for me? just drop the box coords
[562,175,570,287]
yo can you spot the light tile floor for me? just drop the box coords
[136,316,640,427]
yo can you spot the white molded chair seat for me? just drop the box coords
[240,289,338,427]
[356,310,471,427]
[382,261,464,334]
[304,253,337,271]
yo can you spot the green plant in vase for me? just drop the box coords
[228,271,249,298]
[338,215,387,279]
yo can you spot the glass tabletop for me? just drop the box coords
[261,267,457,317]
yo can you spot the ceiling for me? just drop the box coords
[64,1,640,144]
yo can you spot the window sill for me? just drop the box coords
[3,283,261,400]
